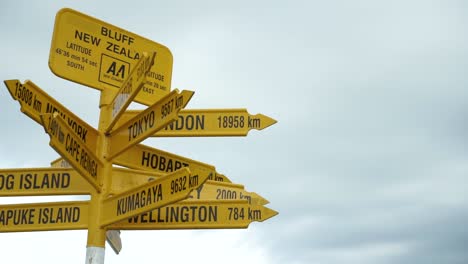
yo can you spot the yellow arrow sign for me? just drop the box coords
[0,168,91,196]
[0,201,88,232]
[3,79,99,151]
[101,167,208,227]
[189,180,269,206]
[107,89,194,159]
[115,109,277,137]
[49,8,173,106]
[106,52,155,133]
[113,143,230,183]
[108,167,265,205]
[41,113,103,191]
[109,200,278,230]
[111,175,268,205]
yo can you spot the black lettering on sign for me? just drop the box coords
[140,151,189,173]
[67,60,84,71]
[248,207,262,220]
[65,134,81,162]
[79,147,98,178]
[106,41,140,60]
[217,115,246,128]
[66,41,92,56]
[0,209,35,225]
[106,61,126,79]
[38,207,81,224]
[63,132,98,178]
[101,26,135,45]
[147,71,164,82]
[0,174,15,190]
[239,192,252,204]
[127,111,155,141]
[116,184,163,216]
[67,117,88,143]
[14,81,33,106]
[127,205,218,223]
[216,188,238,200]
[19,173,71,190]
[74,29,101,47]
[165,115,205,131]
[248,116,261,128]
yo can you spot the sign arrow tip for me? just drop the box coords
[180,90,195,108]
[3,79,20,100]
[252,192,270,206]
[254,113,277,131]
[262,206,279,222]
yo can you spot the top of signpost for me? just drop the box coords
[49,8,173,106]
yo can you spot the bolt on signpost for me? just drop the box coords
[1,7,278,264]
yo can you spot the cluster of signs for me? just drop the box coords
[0,8,277,256]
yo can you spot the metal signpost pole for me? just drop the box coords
[85,89,114,264]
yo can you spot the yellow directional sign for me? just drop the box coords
[109,167,266,205]
[107,89,194,159]
[113,143,231,184]
[189,180,269,206]
[106,52,155,132]
[0,168,91,196]
[101,167,208,227]
[0,201,89,232]
[41,113,103,191]
[109,200,278,230]
[3,79,99,151]
[49,8,173,106]
[115,109,277,137]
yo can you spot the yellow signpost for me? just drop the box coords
[110,200,278,230]
[49,8,173,106]
[0,201,89,232]
[1,7,278,264]
[117,109,277,137]
[4,79,99,151]
[0,168,91,196]
[107,89,194,159]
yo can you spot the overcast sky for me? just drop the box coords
[1,0,468,263]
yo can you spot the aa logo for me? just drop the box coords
[99,54,130,88]
[107,61,126,78]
